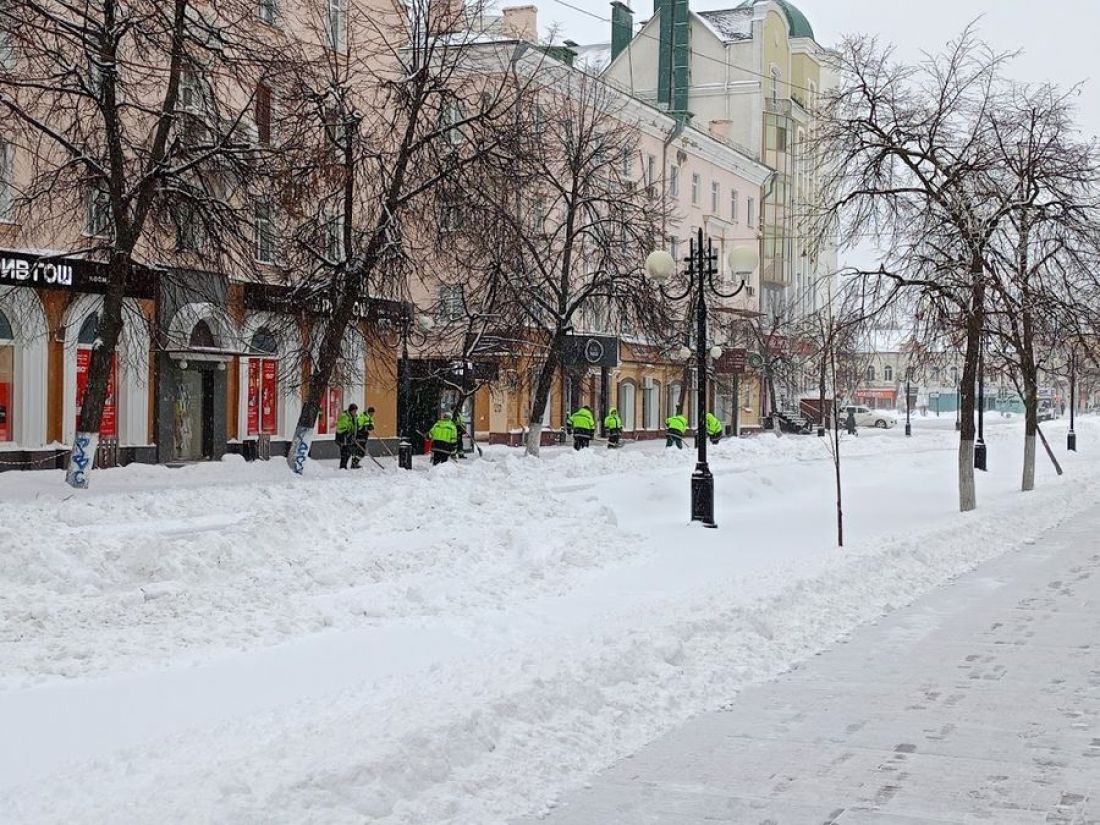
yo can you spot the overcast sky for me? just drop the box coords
[537,0,1100,138]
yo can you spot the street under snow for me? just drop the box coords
[1,417,1098,824]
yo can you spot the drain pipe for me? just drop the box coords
[660,116,685,240]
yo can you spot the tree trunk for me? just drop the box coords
[957,266,983,513]
[1021,369,1039,492]
[525,327,566,457]
[65,254,129,489]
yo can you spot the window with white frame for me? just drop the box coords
[884,365,894,382]
[771,66,780,102]
[255,199,275,263]
[257,0,278,25]
[730,189,738,222]
[85,185,110,237]
[691,172,700,206]
[320,207,343,261]
[866,365,876,382]
[747,196,756,228]
[324,0,346,50]
[440,99,464,147]
[529,196,545,233]
[174,202,204,252]
[669,164,680,198]
[670,236,680,265]
[0,137,12,221]
[646,154,656,189]
[179,67,205,114]
[710,180,720,213]
[621,150,633,178]
[439,284,464,321]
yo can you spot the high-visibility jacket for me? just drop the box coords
[666,414,688,435]
[569,407,595,431]
[706,412,723,437]
[335,410,358,443]
[360,412,374,432]
[604,409,622,430]
[429,417,458,445]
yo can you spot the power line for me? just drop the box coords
[549,0,823,99]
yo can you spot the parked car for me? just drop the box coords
[841,405,897,429]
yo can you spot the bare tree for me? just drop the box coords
[0,0,273,486]
[817,27,1024,512]
[265,0,532,473]
[465,66,670,456]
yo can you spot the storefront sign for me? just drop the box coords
[562,334,619,369]
[0,250,155,298]
[243,283,402,322]
[855,388,897,402]
[76,348,118,437]
[715,348,747,374]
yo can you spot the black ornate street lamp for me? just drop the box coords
[1068,350,1078,452]
[397,303,434,470]
[646,227,758,529]
[905,376,912,437]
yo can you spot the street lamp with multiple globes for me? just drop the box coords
[645,227,759,529]
[396,303,435,470]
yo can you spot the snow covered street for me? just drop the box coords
[523,501,1100,824]
[2,417,1098,824]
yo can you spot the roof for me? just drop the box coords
[571,42,613,74]
[701,1,816,43]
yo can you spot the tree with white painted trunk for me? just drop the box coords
[460,67,670,457]
[263,0,533,472]
[0,0,275,487]
[815,27,1027,512]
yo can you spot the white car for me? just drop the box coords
[841,405,897,429]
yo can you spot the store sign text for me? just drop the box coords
[0,257,75,288]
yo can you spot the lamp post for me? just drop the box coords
[646,228,757,529]
[905,376,912,437]
[397,304,434,470]
[975,336,987,471]
[1068,350,1077,452]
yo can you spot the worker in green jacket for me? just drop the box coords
[335,403,363,469]
[568,405,596,450]
[428,414,459,465]
[354,406,376,462]
[705,411,724,445]
[666,413,688,449]
[604,407,623,449]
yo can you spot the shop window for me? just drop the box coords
[247,326,279,436]
[0,308,12,441]
[617,380,636,430]
[75,313,117,437]
[315,386,343,435]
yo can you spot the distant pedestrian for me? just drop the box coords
[666,413,688,449]
[568,405,596,450]
[604,407,623,449]
[705,412,723,445]
[428,414,458,465]
[845,408,857,436]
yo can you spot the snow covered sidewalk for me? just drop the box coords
[1,417,1098,823]
[524,503,1100,824]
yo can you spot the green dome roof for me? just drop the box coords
[774,0,814,38]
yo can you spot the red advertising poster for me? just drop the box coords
[261,359,278,434]
[0,381,10,442]
[247,358,260,436]
[76,348,118,437]
[317,386,343,434]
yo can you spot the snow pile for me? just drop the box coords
[2,416,1098,824]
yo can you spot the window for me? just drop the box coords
[710,180,720,213]
[621,150,633,178]
[247,327,279,436]
[906,366,915,380]
[747,196,756,228]
[179,68,205,114]
[255,199,275,263]
[439,284,464,321]
[643,380,661,429]
[669,164,680,198]
[617,381,636,430]
[85,185,110,237]
[646,154,656,188]
[666,382,682,419]
[931,366,941,382]
[320,208,343,261]
[0,137,12,221]
[440,99,464,147]
[324,0,346,50]
[691,172,700,206]
[174,202,204,252]
[950,366,959,384]
[258,0,277,25]
[884,365,894,382]
[771,67,780,102]
[729,189,738,222]
[670,236,680,265]
[255,84,273,145]
[439,194,460,233]
[866,365,876,382]
[529,196,545,233]
[74,313,118,438]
